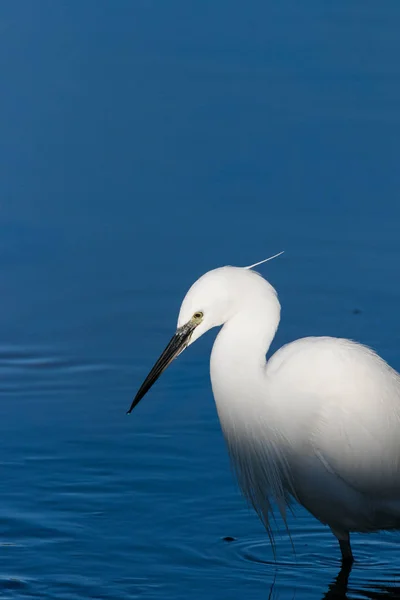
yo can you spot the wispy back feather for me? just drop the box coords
[221,416,295,549]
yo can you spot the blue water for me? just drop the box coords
[1,1,400,598]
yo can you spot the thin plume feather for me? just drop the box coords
[244,251,284,270]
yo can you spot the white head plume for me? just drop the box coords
[244,251,284,270]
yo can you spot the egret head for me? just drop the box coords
[127,255,283,414]
[176,267,242,344]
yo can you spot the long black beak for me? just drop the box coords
[127,322,195,414]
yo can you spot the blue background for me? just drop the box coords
[0,1,400,598]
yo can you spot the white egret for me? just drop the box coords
[128,257,400,564]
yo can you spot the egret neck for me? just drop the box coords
[210,290,281,417]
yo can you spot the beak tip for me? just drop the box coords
[127,324,193,419]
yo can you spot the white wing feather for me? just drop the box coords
[267,337,400,530]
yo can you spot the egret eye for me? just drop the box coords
[193,311,203,320]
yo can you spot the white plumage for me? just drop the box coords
[130,263,400,563]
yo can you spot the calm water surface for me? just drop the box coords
[1,1,400,598]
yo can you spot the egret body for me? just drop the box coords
[128,263,400,564]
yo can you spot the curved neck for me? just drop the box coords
[210,292,281,410]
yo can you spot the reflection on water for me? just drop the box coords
[220,527,400,599]
[323,566,400,600]
[262,564,400,600]
[323,567,352,600]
